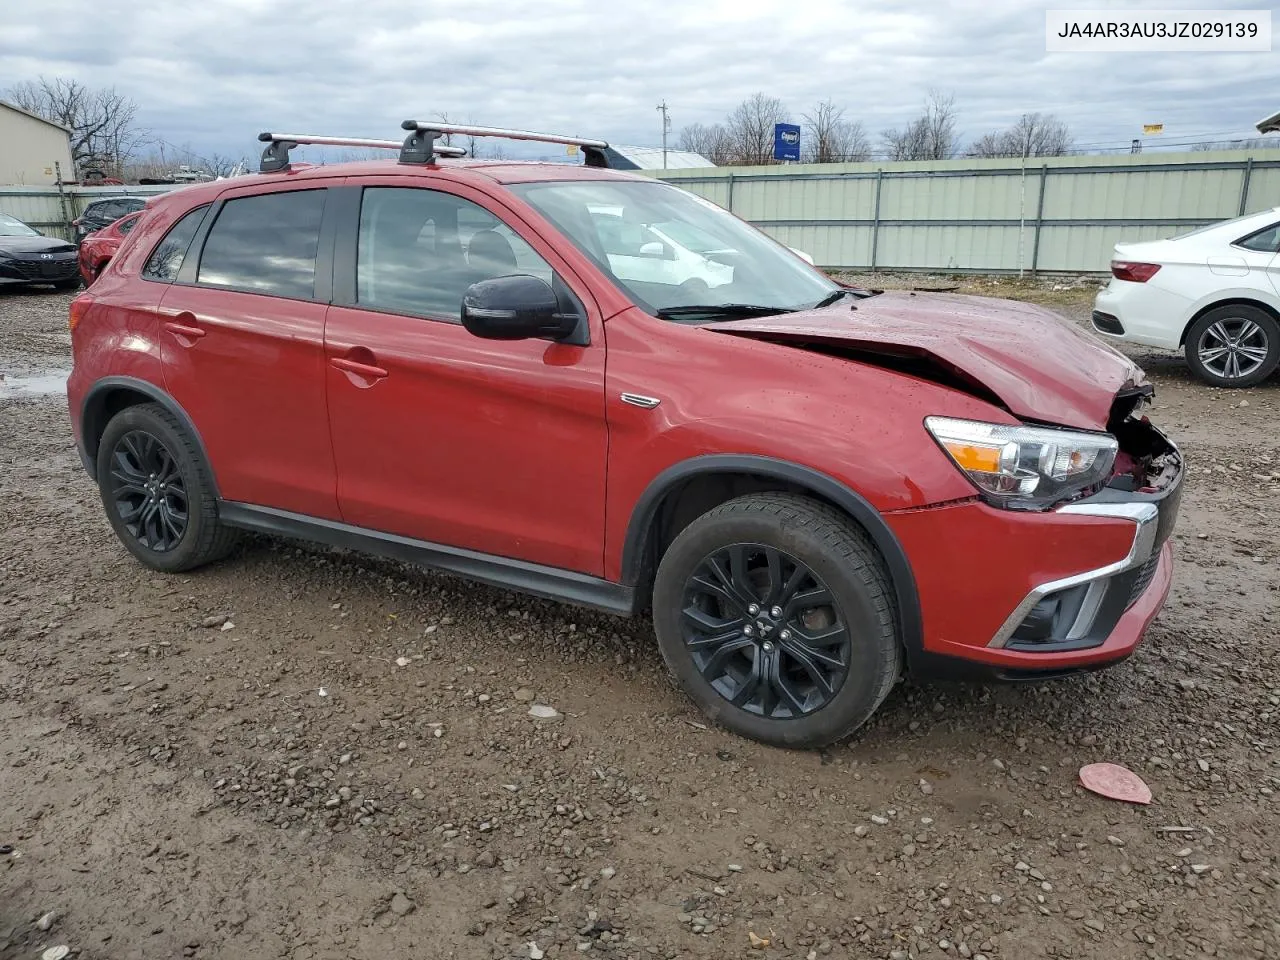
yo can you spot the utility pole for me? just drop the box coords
[657,100,671,169]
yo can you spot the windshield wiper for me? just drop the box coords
[656,304,794,320]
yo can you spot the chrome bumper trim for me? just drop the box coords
[987,502,1159,649]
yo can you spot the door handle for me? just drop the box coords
[163,312,206,341]
[330,356,388,381]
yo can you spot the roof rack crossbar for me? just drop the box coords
[257,131,466,172]
[399,120,612,167]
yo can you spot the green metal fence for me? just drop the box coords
[652,150,1280,274]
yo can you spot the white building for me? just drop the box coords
[0,100,75,185]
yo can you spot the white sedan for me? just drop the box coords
[1093,207,1280,387]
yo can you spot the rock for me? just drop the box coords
[1085,918,1105,932]
[477,851,497,868]
[1107,836,1125,846]
[919,779,933,796]
[871,815,889,825]
[1176,847,1192,857]
[1191,864,1211,874]
[200,615,227,628]
[220,621,235,631]
[41,949,70,960]
[528,704,561,719]
[854,825,869,838]
[1197,758,1210,772]
[528,945,544,960]
[677,912,692,924]
[600,866,616,879]
[37,911,57,931]
[901,843,916,857]
[992,759,1006,771]
[395,656,411,667]
[1015,861,1030,872]
[513,688,536,702]
[389,893,415,917]
[727,863,743,871]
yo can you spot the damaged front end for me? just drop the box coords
[990,388,1184,654]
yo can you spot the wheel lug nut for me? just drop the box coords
[743,625,754,636]
[747,604,760,615]
[780,629,791,640]
[761,641,774,652]
[770,606,782,618]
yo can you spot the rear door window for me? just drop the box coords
[198,190,327,299]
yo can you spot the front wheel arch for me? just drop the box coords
[620,455,923,666]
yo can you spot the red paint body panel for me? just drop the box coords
[158,284,339,518]
[599,308,996,581]
[77,214,132,286]
[67,157,1181,683]
[885,500,1139,662]
[705,292,1147,430]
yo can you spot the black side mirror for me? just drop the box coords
[461,275,580,342]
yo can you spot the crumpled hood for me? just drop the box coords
[705,291,1146,429]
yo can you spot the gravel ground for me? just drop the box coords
[0,285,1277,960]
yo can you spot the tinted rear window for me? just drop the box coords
[197,190,327,299]
[143,204,210,282]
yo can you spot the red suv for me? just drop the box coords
[67,124,1183,748]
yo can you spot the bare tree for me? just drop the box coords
[1191,137,1280,152]
[724,93,792,165]
[968,113,1072,158]
[882,89,958,161]
[6,77,146,177]
[801,100,870,163]
[677,122,733,164]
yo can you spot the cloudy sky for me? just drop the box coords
[2,0,1277,163]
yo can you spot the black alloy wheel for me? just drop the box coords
[652,493,902,748]
[96,402,239,572]
[107,429,189,552]
[682,543,848,719]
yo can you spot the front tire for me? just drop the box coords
[1184,305,1279,388]
[96,403,239,572]
[652,493,901,748]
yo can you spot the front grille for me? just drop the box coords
[1126,555,1160,608]
[10,257,79,281]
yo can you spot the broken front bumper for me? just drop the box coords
[886,422,1183,676]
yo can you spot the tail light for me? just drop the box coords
[69,293,94,333]
[1111,261,1161,283]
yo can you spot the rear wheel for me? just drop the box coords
[96,403,238,572]
[652,493,901,748]
[1184,305,1279,388]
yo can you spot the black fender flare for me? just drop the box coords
[79,376,219,497]
[620,454,923,664]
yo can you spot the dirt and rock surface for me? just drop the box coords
[1,283,1277,960]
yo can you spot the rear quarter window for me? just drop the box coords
[142,204,211,282]
[1236,223,1280,253]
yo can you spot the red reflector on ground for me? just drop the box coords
[1079,762,1152,804]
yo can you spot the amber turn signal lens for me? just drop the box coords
[68,296,92,332]
[941,440,1001,473]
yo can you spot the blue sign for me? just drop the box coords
[773,123,801,161]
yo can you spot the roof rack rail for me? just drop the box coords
[399,120,611,167]
[257,132,467,172]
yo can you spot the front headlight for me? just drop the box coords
[925,416,1118,510]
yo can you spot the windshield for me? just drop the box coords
[510,180,836,320]
[0,214,38,237]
